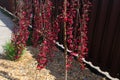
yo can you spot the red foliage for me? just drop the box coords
[12,0,32,60]
[54,0,92,70]
[13,0,92,70]
[31,0,60,69]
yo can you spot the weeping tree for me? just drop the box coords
[12,0,32,60]
[12,0,92,80]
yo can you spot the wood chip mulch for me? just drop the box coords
[0,46,106,80]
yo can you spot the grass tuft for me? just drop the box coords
[3,41,26,61]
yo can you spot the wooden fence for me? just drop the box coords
[87,0,120,78]
[0,0,120,79]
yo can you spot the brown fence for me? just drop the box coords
[87,0,120,78]
[0,0,120,79]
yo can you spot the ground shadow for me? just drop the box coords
[45,47,106,80]
[0,54,6,59]
[0,71,19,80]
[26,45,106,80]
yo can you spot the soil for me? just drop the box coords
[0,46,107,80]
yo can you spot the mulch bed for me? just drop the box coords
[0,46,106,80]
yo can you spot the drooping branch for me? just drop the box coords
[36,0,60,69]
[12,0,32,60]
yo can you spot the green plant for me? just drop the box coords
[3,42,16,60]
[3,42,26,61]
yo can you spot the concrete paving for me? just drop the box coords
[0,11,14,54]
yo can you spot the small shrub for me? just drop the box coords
[3,42,26,61]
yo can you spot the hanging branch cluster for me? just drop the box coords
[12,0,32,60]
[12,0,92,71]
[31,0,60,69]
[78,0,92,69]
[55,0,92,69]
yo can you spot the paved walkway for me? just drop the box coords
[0,11,14,54]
